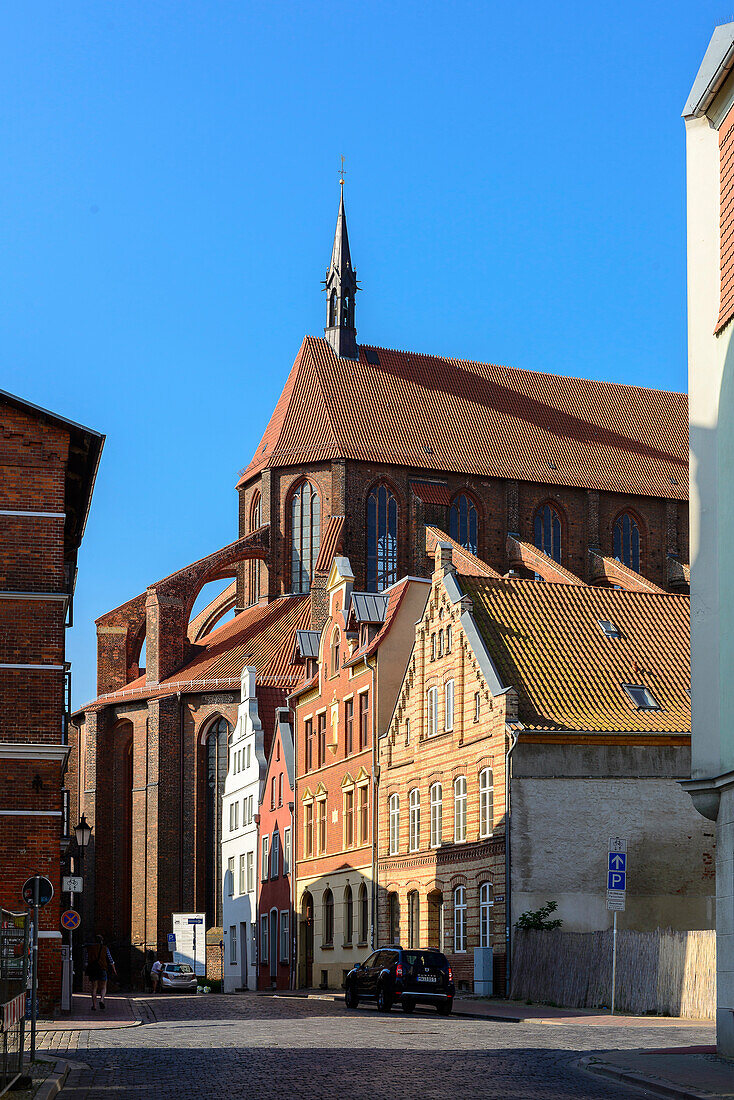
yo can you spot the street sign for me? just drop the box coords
[62,876,83,894]
[606,837,627,912]
[22,876,53,908]
[187,917,203,925]
[167,933,176,947]
[60,910,80,931]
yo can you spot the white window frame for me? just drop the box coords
[429,782,442,848]
[227,856,234,896]
[283,827,291,875]
[479,768,493,839]
[454,775,467,843]
[389,793,399,855]
[229,925,237,964]
[280,910,290,963]
[454,885,467,953]
[271,832,280,879]
[479,882,493,949]
[426,686,438,737]
[246,850,254,893]
[261,835,269,882]
[239,853,245,895]
[409,788,420,852]
[445,679,454,732]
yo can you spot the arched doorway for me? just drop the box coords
[299,892,314,988]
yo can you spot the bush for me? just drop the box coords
[515,901,563,931]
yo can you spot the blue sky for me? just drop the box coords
[0,1,721,705]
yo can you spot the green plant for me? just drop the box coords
[515,901,563,931]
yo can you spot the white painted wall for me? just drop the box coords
[221,667,267,992]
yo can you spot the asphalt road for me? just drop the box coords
[50,993,714,1099]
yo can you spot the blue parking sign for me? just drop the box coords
[608,852,626,873]
[608,871,626,891]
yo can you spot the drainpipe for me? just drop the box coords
[369,656,378,950]
[504,727,519,998]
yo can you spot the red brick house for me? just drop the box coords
[256,708,295,990]
[0,389,103,1005]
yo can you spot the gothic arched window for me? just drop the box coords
[534,502,563,564]
[322,889,334,946]
[290,481,321,594]
[449,493,479,555]
[343,291,351,327]
[248,491,261,606]
[613,511,641,573]
[329,289,337,327]
[366,484,398,592]
[204,715,230,927]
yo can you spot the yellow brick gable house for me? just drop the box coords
[379,539,713,998]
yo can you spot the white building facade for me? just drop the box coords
[221,667,267,992]
[684,23,734,1056]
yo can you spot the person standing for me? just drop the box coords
[151,956,163,994]
[84,934,116,1011]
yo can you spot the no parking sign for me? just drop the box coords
[61,910,80,931]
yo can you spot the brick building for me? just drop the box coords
[69,185,691,978]
[380,540,710,995]
[0,389,103,1005]
[256,708,295,990]
[291,557,429,990]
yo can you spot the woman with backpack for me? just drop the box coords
[84,934,117,1011]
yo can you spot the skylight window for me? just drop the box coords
[622,683,660,710]
[598,620,621,639]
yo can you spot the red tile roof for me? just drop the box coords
[81,595,310,712]
[411,480,452,506]
[588,551,665,594]
[238,337,688,500]
[425,526,501,578]
[461,575,690,734]
[314,515,345,573]
[506,536,586,585]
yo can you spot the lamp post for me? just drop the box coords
[71,815,92,996]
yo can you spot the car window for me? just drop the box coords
[377,951,398,969]
[362,953,378,968]
[403,951,447,970]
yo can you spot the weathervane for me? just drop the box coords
[339,155,346,187]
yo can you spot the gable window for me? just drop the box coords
[430,782,442,848]
[437,630,444,657]
[366,484,398,592]
[322,889,334,946]
[454,776,467,843]
[409,788,420,851]
[474,692,481,722]
[445,679,455,732]
[453,886,467,952]
[389,793,400,855]
[278,772,283,806]
[534,502,562,564]
[344,787,354,848]
[446,624,452,652]
[479,882,493,948]
[426,686,438,737]
[305,718,314,771]
[290,480,321,594]
[405,718,411,745]
[449,493,479,555]
[304,801,314,857]
[331,628,340,675]
[344,698,354,755]
[479,768,493,838]
[614,511,641,573]
[622,683,660,710]
[431,634,436,661]
[271,776,276,810]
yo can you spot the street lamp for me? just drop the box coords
[74,814,92,851]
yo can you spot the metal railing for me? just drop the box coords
[0,910,28,1094]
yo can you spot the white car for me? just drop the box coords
[159,963,197,992]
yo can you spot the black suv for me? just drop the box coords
[344,946,454,1014]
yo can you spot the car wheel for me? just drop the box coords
[345,984,359,1010]
[377,985,392,1013]
[402,998,414,1013]
[437,1001,452,1016]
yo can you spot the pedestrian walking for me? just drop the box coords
[151,955,163,994]
[84,934,117,1011]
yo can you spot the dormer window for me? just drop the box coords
[622,684,660,710]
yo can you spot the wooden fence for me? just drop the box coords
[510,928,715,1018]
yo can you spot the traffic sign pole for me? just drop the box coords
[31,876,39,1060]
[611,911,617,1016]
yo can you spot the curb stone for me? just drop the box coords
[33,1057,69,1100]
[579,1055,718,1100]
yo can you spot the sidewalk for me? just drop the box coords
[37,993,138,1031]
[583,1048,732,1100]
[278,989,713,1028]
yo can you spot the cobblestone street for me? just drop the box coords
[37,994,715,1099]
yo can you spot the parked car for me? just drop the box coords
[159,963,197,993]
[344,946,454,1014]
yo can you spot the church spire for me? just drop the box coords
[324,176,358,359]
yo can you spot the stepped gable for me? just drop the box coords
[460,575,690,734]
[239,336,688,500]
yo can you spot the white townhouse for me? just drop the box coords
[221,666,267,992]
